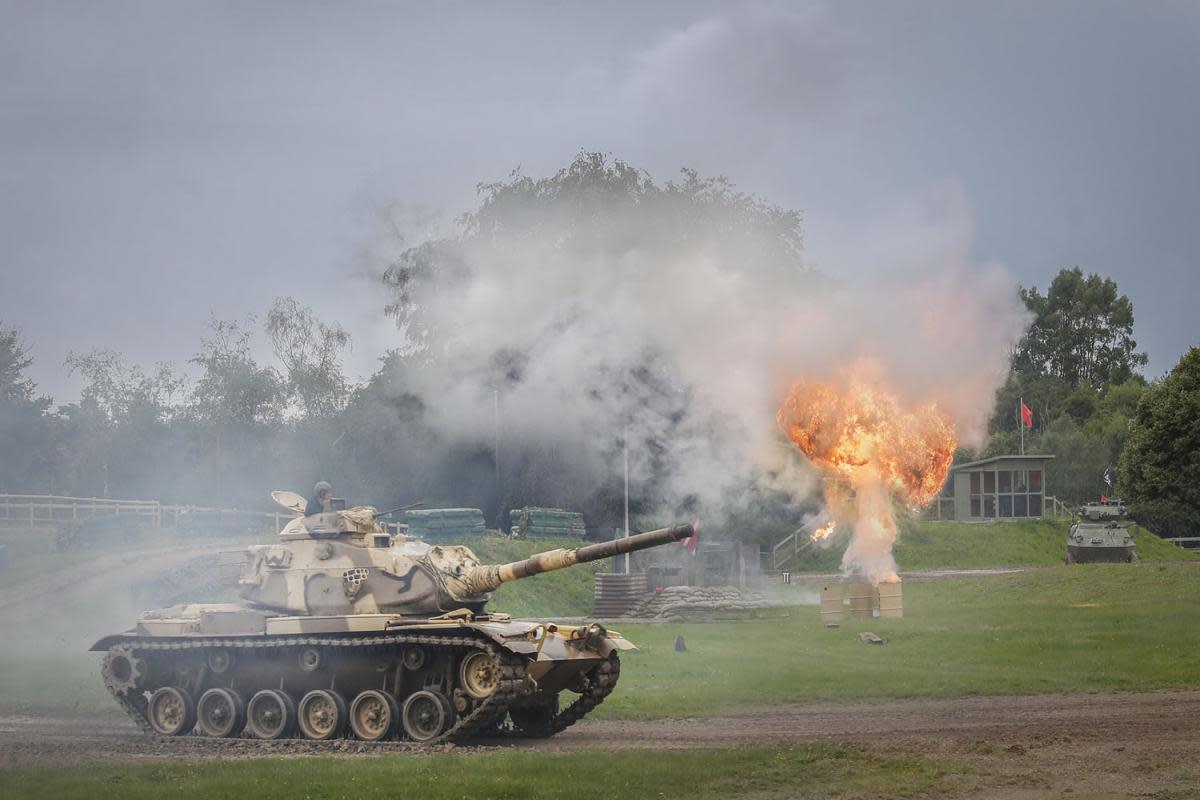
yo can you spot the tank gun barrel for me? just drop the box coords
[461,523,695,596]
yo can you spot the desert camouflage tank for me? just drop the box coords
[93,491,692,744]
[1067,498,1137,564]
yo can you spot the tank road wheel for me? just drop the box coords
[401,647,425,671]
[101,645,146,695]
[206,649,235,674]
[458,651,499,700]
[147,686,196,736]
[298,690,348,740]
[297,647,323,672]
[350,690,399,742]
[510,695,560,739]
[246,690,297,740]
[196,688,246,738]
[401,690,451,742]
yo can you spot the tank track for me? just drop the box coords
[102,632,529,744]
[509,650,620,738]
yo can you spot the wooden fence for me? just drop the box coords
[0,494,282,532]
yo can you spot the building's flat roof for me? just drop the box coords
[951,453,1056,471]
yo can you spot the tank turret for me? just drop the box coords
[239,509,693,617]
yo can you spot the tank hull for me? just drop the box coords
[93,607,630,743]
[1066,544,1136,564]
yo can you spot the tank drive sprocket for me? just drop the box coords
[101,644,146,696]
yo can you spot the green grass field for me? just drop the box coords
[0,745,966,800]
[601,562,1200,718]
[2,525,1198,799]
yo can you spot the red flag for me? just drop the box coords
[679,529,698,557]
[1020,401,1033,429]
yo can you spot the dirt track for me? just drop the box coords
[2,690,1198,796]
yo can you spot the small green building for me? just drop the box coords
[934,454,1056,521]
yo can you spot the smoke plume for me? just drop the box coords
[375,158,1027,531]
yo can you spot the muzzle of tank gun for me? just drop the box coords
[460,523,695,596]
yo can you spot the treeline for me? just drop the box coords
[2,153,1195,541]
[977,267,1198,538]
[0,303,570,522]
[0,153,812,534]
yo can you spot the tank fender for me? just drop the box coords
[464,620,638,657]
[90,633,135,652]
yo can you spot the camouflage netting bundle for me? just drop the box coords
[510,507,586,540]
[404,508,487,540]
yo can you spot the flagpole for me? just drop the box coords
[623,427,630,576]
[1019,396,1025,456]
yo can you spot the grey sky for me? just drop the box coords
[2,0,1197,400]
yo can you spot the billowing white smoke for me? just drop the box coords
[380,170,1026,524]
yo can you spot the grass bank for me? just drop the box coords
[0,744,964,800]
[465,536,601,617]
[894,518,1192,570]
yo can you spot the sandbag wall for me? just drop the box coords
[404,508,487,540]
[509,507,586,540]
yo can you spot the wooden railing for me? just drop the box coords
[1043,496,1072,517]
[0,494,281,532]
[0,493,162,527]
[772,530,813,571]
[1163,537,1200,551]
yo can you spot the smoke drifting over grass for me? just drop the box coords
[378,156,1027,527]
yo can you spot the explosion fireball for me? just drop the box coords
[777,371,957,583]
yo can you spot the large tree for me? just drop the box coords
[1118,347,1200,538]
[1012,267,1147,389]
[265,297,352,419]
[0,324,58,492]
[188,318,285,426]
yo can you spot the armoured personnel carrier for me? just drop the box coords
[93,494,693,743]
[1067,498,1137,564]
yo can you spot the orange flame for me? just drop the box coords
[809,522,836,542]
[777,376,956,508]
[777,372,956,583]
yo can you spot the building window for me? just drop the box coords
[959,463,1046,519]
[999,495,1012,517]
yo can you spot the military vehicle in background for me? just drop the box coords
[93,490,693,744]
[1067,498,1137,564]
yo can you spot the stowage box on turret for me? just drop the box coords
[93,492,692,744]
[1067,498,1137,564]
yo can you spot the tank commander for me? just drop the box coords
[305,481,333,516]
